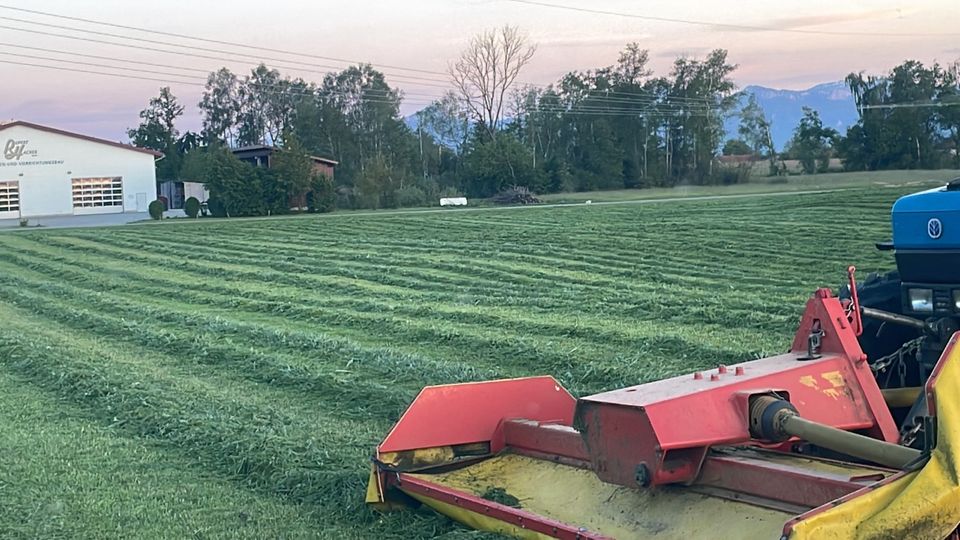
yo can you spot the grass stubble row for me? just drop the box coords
[0,187,906,538]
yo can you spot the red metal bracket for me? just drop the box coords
[378,376,575,456]
[847,266,864,337]
[576,291,899,488]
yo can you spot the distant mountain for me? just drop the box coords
[727,82,859,151]
[406,81,860,153]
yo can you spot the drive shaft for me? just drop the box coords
[750,395,922,469]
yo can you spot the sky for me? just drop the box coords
[0,0,957,141]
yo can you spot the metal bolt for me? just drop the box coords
[710,374,720,381]
[735,366,745,376]
[693,372,703,380]
[718,365,728,374]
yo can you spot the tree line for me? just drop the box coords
[127,27,960,216]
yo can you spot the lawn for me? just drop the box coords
[0,184,917,538]
[539,169,959,204]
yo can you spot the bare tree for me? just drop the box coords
[450,26,536,140]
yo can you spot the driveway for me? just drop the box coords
[0,212,150,231]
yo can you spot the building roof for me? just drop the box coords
[717,154,756,164]
[231,144,338,166]
[0,120,164,157]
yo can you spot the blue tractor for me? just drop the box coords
[846,177,960,446]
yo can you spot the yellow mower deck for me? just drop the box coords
[408,453,791,539]
[370,330,960,539]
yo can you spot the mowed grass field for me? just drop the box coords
[539,169,958,204]
[0,184,915,538]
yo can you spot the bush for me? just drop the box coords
[462,137,543,197]
[413,177,440,202]
[206,197,228,218]
[545,158,575,193]
[492,186,541,205]
[191,146,266,217]
[148,200,165,220]
[307,174,335,213]
[395,186,428,208]
[713,163,752,185]
[184,197,201,218]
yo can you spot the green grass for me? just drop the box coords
[539,169,958,203]
[0,183,922,538]
[0,372,324,539]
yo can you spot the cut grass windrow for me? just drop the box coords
[0,185,920,539]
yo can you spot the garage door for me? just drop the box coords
[72,177,123,215]
[0,181,20,219]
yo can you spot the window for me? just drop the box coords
[72,177,123,208]
[0,181,19,213]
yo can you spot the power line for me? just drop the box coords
[0,9,723,107]
[0,8,740,112]
[0,50,201,81]
[502,0,960,37]
[0,43,450,102]
[0,16,453,87]
[0,41,210,75]
[0,4,450,77]
[1,57,725,119]
[861,101,960,109]
[0,23,454,89]
[0,57,438,108]
[0,58,206,86]
[0,22,722,110]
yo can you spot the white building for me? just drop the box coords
[0,121,160,222]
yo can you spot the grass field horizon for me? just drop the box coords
[40,168,948,232]
[0,182,921,537]
[539,169,959,204]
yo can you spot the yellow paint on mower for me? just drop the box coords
[407,454,790,539]
[789,339,960,540]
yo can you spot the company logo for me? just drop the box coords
[928,218,943,240]
[3,139,36,161]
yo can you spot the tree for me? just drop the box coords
[266,132,314,213]
[941,61,960,168]
[320,64,417,187]
[737,93,776,171]
[307,173,335,213]
[661,50,740,184]
[787,107,838,173]
[128,87,184,180]
[182,146,264,217]
[462,134,543,197]
[418,91,470,156]
[450,26,536,140]
[612,43,651,86]
[199,68,240,144]
[354,155,410,209]
[722,139,752,156]
[841,61,950,170]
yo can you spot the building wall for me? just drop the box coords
[312,161,335,179]
[0,124,157,218]
[183,182,208,203]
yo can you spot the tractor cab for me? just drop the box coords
[890,178,960,317]
[845,177,960,446]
